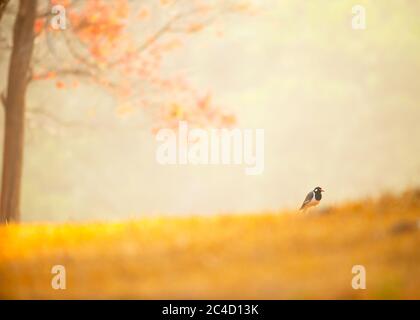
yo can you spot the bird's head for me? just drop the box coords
[314,187,325,193]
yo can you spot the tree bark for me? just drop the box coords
[0,0,37,223]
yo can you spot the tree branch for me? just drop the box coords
[0,0,10,22]
[27,107,95,129]
[105,13,181,68]
[0,90,6,108]
[62,30,102,72]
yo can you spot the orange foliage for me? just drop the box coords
[34,18,45,34]
[137,7,149,20]
[31,0,242,130]
[55,81,65,89]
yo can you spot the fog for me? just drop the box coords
[1,0,419,221]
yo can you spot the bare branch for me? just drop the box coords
[26,65,33,85]
[62,30,102,72]
[0,43,12,50]
[47,68,94,78]
[107,7,204,68]
[104,14,181,68]
[27,107,94,129]
[0,90,6,108]
[0,0,10,22]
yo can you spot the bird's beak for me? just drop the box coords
[321,188,325,192]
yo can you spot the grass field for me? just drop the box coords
[1,190,419,299]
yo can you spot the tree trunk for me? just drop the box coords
[0,0,37,223]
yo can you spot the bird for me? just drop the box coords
[300,187,325,211]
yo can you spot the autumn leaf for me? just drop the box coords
[221,114,236,126]
[55,81,65,89]
[115,104,134,117]
[197,93,212,110]
[169,103,184,119]
[159,0,173,6]
[34,18,45,34]
[137,7,149,20]
[46,71,56,79]
[29,0,241,131]
[188,23,204,33]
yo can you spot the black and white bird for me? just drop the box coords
[300,187,325,211]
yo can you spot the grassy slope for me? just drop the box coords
[0,191,419,299]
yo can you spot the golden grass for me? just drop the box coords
[1,191,419,299]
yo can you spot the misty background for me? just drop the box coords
[1,0,419,221]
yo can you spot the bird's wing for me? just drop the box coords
[300,191,314,210]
